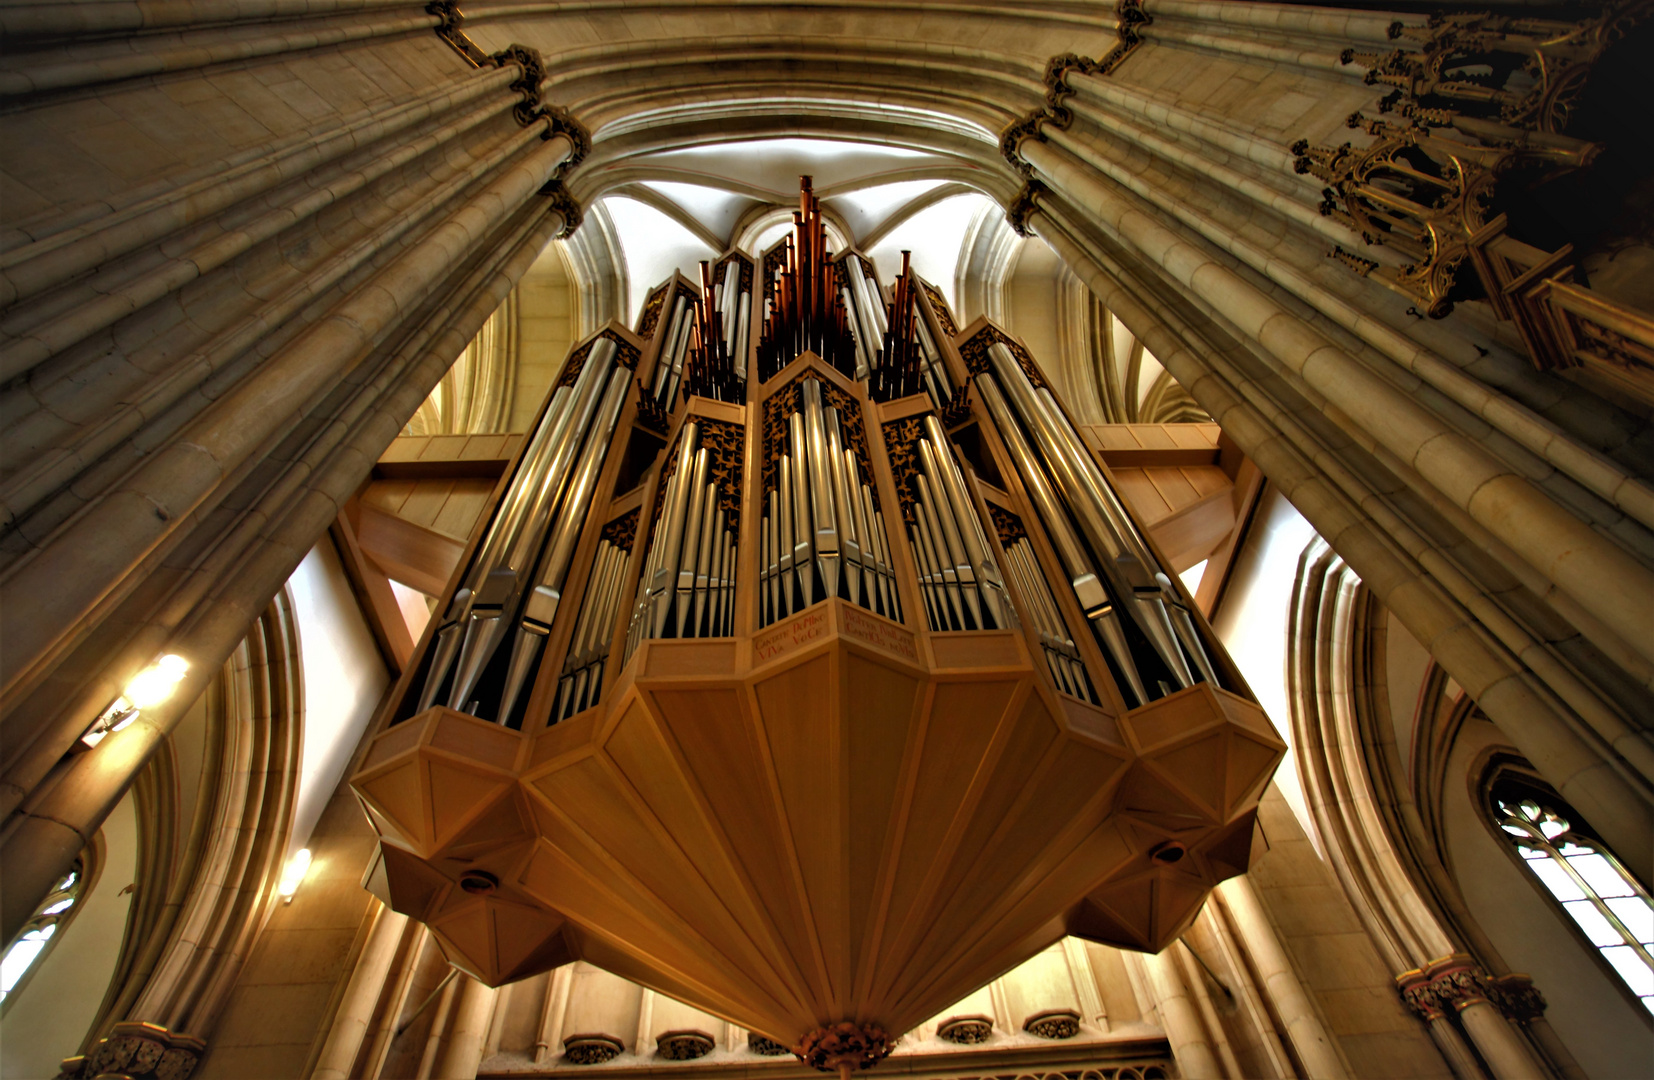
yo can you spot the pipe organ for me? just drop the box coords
[354,178,1283,1074]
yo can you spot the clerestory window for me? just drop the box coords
[0,856,90,1012]
[1488,770,1654,1016]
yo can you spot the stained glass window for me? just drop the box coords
[0,858,87,1009]
[1490,773,1654,1016]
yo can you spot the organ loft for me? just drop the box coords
[0,4,1651,1080]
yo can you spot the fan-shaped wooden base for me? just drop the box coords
[352,598,1281,1052]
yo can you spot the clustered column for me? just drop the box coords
[1001,0,1654,889]
[0,2,590,943]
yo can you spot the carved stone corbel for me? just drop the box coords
[998,0,1152,178]
[1005,179,1047,238]
[539,179,583,238]
[58,1022,206,1080]
[1397,953,1549,1025]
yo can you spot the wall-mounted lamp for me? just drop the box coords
[79,654,190,750]
[278,848,312,904]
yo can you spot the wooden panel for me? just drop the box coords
[373,433,524,479]
[1083,423,1221,467]
[354,504,466,597]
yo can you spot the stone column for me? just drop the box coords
[312,904,411,1080]
[1131,950,1226,1080]
[1023,198,1654,886]
[1217,877,1349,1079]
[0,12,589,940]
[432,974,499,1080]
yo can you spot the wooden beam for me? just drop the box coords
[1195,457,1265,618]
[352,503,466,599]
[373,433,523,479]
[331,509,415,673]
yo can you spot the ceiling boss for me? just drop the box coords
[350,177,1284,1078]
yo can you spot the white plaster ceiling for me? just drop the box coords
[596,136,999,321]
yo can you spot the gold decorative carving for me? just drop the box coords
[957,324,1047,390]
[1343,6,1649,136]
[600,510,639,553]
[554,327,641,390]
[916,278,958,338]
[937,1016,994,1044]
[563,1034,625,1065]
[1023,1009,1081,1040]
[1300,4,1654,402]
[59,1022,205,1080]
[988,504,1028,546]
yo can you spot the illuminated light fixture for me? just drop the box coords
[278,848,312,903]
[124,653,190,707]
[78,654,189,750]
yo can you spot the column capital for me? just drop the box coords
[1396,954,1548,1025]
[58,1022,205,1080]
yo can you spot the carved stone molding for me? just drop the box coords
[58,1022,205,1080]
[1024,1008,1081,1040]
[748,1035,792,1056]
[999,1,1152,178]
[1397,953,1548,1025]
[1006,179,1047,238]
[563,1034,625,1065]
[937,1015,995,1044]
[657,1029,715,1060]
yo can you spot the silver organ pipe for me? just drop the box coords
[988,505,1096,704]
[881,413,1012,634]
[759,374,900,626]
[552,512,636,723]
[415,337,630,726]
[974,338,1220,706]
[625,417,743,659]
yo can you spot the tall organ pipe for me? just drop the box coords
[974,373,1150,706]
[978,343,1222,703]
[418,340,621,715]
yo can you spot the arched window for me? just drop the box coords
[1487,769,1654,1015]
[0,855,92,1011]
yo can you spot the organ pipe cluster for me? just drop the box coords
[969,335,1220,708]
[759,377,901,626]
[415,336,632,729]
[625,418,742,659]
[391,175,1235,739]
[882,413,1009,634]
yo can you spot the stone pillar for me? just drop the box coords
[312,904,411,1080]
[0,10,589,941]
[998,2,1654,892]
[1023,199,1654,885]
[433,975,499,1079]
[1217,877,1349,1079]
[1131,950,1225,1080]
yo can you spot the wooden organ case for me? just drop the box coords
[350,178,1284,1075]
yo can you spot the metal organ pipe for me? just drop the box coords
[415,339,627,724]
[973,372,1150,706]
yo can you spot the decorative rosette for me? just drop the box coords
[793,1021,895,1074]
